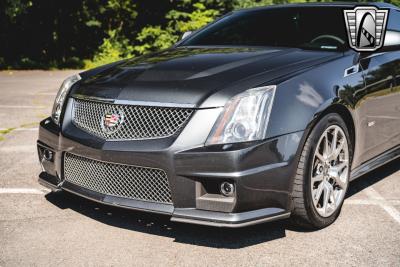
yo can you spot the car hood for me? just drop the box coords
[76,46,342,108]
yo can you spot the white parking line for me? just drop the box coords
[29,92,56,96]
[363,186,400,224]
[381,206,400,225]
[0,145,35,152]
[0,188,48,194]
[0,127,38,132]
[346,199,400,205]
[0,105,46,109]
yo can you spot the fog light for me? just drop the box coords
[43,149,53,161]
[220,182,234,197]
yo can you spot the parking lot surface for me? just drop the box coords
[0,71,399,266]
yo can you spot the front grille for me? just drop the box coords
[63,153,172,204]
[72,98,194,140]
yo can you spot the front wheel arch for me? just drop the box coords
[309,104,356,163]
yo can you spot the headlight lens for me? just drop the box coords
[206,85,276,145]
[51,74,81,125]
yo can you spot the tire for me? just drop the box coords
[291,113,353,229]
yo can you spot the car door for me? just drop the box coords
[357,9,400,164]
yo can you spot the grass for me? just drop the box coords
[20,122,38,128]
[0,128,16,135]
[0,127,16,141]
[0,121,40,141]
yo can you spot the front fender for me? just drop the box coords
[266,53,363,139]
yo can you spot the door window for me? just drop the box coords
[388,10,400,32]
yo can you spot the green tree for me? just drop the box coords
[129,2,219,57]
[1,0,399,70]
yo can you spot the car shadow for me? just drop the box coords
[347,158,400,198]
[44,158,399,249]
[45,191,290,248]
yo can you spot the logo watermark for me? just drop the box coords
[344,6,389,52]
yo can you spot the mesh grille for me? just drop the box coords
[64,153,172,204]
[72,98,193,140]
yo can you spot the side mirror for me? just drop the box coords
[181,31,192,40]
[382,30,400,51]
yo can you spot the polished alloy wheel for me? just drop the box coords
[311,125,349,217]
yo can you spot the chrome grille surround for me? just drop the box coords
[72,98,194,140]
[63,153,172,204]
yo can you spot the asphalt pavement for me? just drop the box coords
[0,71,399,266]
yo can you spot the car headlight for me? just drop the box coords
[206,85,276,145]
[51,74,81,125]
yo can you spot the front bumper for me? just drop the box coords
[37,104,303,227]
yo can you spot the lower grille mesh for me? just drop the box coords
[63,153,172,204]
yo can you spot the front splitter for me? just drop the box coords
[39,172,291,228]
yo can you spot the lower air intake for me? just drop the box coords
[63,153,172,204]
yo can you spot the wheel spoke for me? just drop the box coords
[331,128,338,153]
[329,162,348,189]
[313,182,324,206]
[323,184,330,215]
[331,141,345,161]
[312,173,324,183]
[315,152,325,163]
[334,161,348,173]
[330,188,336,207]
[336,170,348,189]
[323,132,330,157]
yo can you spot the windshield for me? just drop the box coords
[181,7,349,51]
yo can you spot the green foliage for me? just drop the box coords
[168,3,220,33]
[87,1,220,68]
[3,0,32,22]
[1,0,399,70]
[132,26,177,55]
[84,30,127,69]
[233,0,274,9]
[390,0,400,7]
[127,2,219,58]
